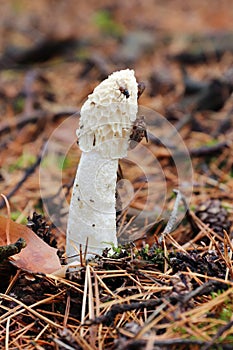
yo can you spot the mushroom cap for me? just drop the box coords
[77,69,138,158]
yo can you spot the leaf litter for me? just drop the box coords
[0,1,233,349]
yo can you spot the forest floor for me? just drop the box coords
[0,1,233,349]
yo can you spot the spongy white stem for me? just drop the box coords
[66,69,138,262]
[66,151,118,260]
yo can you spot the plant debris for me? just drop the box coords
[0,238,26,262]
[0,1,233,349]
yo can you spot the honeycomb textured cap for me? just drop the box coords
[77,69,138,158]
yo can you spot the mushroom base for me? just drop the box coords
[66,151,118,261]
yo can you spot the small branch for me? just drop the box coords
[0,143,45,209]
[173,280,227,304]
[118,338,222,350]
[0,110,46,137]
[0,37,78,68]
[213,106,233,137]
[149,136,230,159]
[158,189,182,244]
[85,299,160,326]
[0,109,79,137]
[86,277,228,328]
[190,140,230,157]
[0,194,11,244]
[174,113,193,133]
[202,319,233,350]
[0,238,26,262]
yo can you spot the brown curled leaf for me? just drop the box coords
[0,216,62,274]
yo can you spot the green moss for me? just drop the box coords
[10,211,27,224]
[204,139,219,146]
[219,303,232,322]
[41,154,71,170]
[13,95,25,113]
[57,155,71,170]
[8,153,36,172]
[93,10,124,38]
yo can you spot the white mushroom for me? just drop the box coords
[66,69,138,261]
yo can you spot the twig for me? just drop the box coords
[0,37,78,68]
[52,338,77,350]
[0,143,45,209]
[158,189,182,244]
[174,113,193,133]
[0,109,79,137]
[149,139,231,159]
[23,70,40,116]
[173,280,227,304]
[0,110,46,137]
[118,338,224,350]
[81,265,89,335]
[213,105,233,137]
[5,317,10,350]
[0,238,26,262]
[190,140,230,157]
[79,54,110,80]
[0,293,64,329]
[0,194,11,244]
[63,292,70,328]
[86,299,160,326]
[202,319,233,350]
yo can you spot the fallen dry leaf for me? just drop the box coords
[0,216,62,274]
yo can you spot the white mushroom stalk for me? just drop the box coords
[66,69,138,261]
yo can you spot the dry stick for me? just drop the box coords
[213,105,233,138]
[202,319,233,350]
[86,299,161,326]
[151,138,230,159]
[84,237,89,262]
[182,271,233,287]
[63,293,70,328]
[35,308,78,324]
[73,333,94,350]
[193,214,233,274]
[120,338,214,350]
[44,273,84,294]
[87,266,97,348]
[0,142,45,209]
[175,280,227,304]
[23,70,38,115]
[0,110,46,137]
[190,140,231,157]
[4,270,21,295]
[189,211,225,243]
[80,265,89,336]
[87,270,230,329]
[173,113,193,134]
[0,194,11,244]
[158,189,182,244]
[79,244,83,266]
[52,338,76,350]
[117,181,147,237]
[135,281,227,338]
[223,230,233,280]
[134,301,167,339]
[0,109,79,137]
[92,268,100,318]
[165,232,188,253]
[5,317,10,350]
[8,321,36,347]
[34,324,49,341]
[0,293,64,329]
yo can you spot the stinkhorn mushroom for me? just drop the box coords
[66,69,138,261]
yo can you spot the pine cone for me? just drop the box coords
[195,199,232,238]
[27,212,57,248]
